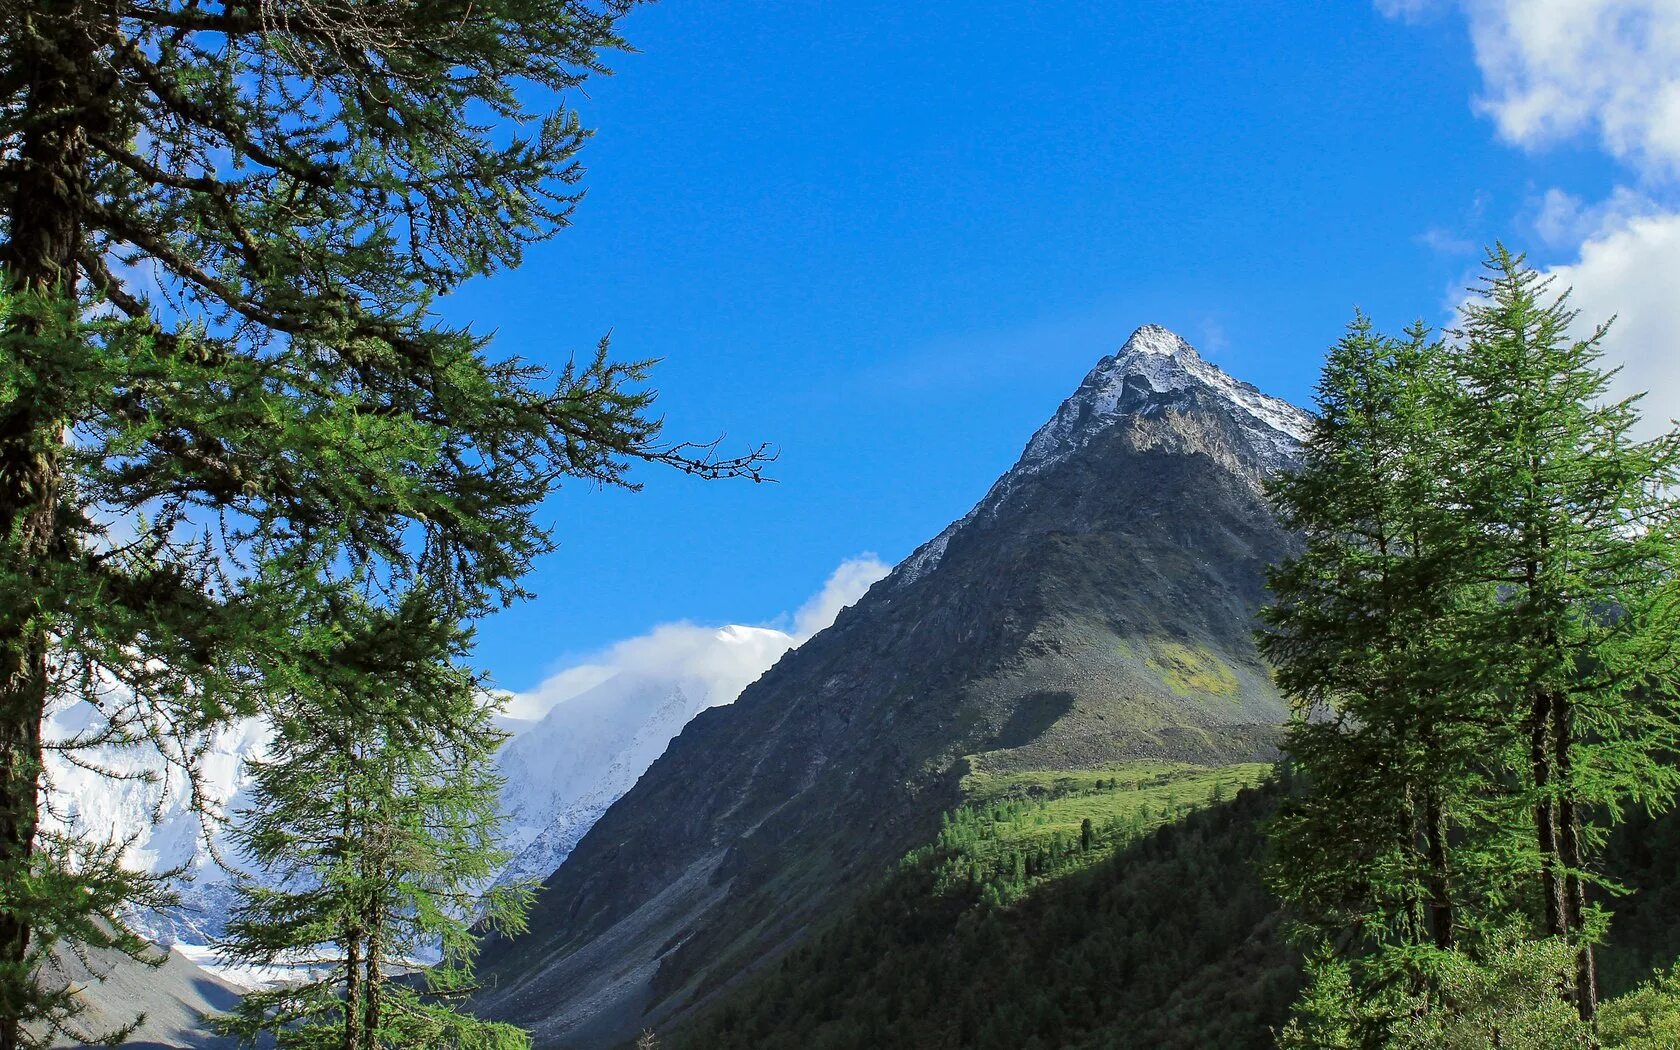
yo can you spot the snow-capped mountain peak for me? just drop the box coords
[717,624,786,646]
[891,325,1310,588]
[1020,324,1309,473]
[1118,321,1192,357]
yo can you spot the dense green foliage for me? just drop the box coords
[918,762,1270,906]
[1282,929,1680,1050]
[1281,929,1597,1050]
[1260,246,1680,1043]
[213,592,531,1049]
[677,773,1300,1050]
[1599,964,1680,1048]
[0,2,764,1045]
[1261,314,1489,958]
[675,761,1680,1050]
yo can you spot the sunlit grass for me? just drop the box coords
[910,759,1273,905]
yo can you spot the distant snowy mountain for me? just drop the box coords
[42,704,268,947]
[41,632,792,950]
[39,559,887,961]
[488,556,887,887]
[493,624,797,888]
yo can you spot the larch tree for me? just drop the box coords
[0,2,766,1044]
[1266,248,1680,1043]
[1263,317,1489,985]
[215,587,532,1050]
[1446,246,1680,1021]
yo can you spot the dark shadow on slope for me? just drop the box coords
[990,691,1077,750]
[672,780,1300,1050]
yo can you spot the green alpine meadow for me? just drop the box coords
[4,3,1679,1049]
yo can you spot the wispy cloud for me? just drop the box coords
[503,555,890,722]
[1529,185,1662,247]
[1416,226,1477,255]
[1373,0,1446,22]
[1380,0,1680,434]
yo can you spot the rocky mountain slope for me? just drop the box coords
[34,939,246,1050]
[471,325,1310,1047]
[495,625,797,889]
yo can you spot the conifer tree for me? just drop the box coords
[1266,249,1680,1040]
[215,587,533,1050]
[1263,316,1489,997]
[1445,246,1680,1020]
[0,3,765,1043]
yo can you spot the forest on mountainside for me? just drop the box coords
[677,780,1299,1050]
[674,765,1680,1050]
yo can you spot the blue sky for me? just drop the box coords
[442,1,1676,692]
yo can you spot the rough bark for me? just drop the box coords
[342,790,364,1050]
[1552,695,1598,1021]
[1529,692,1565,941]
[0,5,95,1047]
[363,890,382,1050]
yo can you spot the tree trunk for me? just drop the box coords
[0,5,94,1047]
[363,894,382,1050]
[0,653,47,1050]
[1400,786,1427,949]
[1423,787,1454,951]
[1552,694,1598,1021]
[341,790,364,1050]
[343,918,364,1050]
[1528,691,1565,940]
[363,827,384,1050]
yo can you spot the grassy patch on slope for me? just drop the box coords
[914,760,1271,906]
[1113,636,1244,702]
[1145,640,1242,699]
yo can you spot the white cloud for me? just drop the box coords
[1533,187,1596,247]
[500,663,616,720]
[1377,1,1680,436]
[1542,207,1680,436]
[1385,1,1680,179]
[1531,185,1661,247]
[502,555,889,723]
[1440,202,1680,439]
[792,554,890,640]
